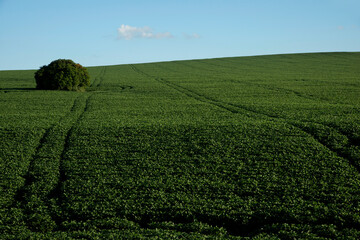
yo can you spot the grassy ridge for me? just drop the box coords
[1,52,360,238]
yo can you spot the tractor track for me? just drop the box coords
[12,93,94,231]
[91,66,107,87]
[130,64,360,176]
[50,93,94,228]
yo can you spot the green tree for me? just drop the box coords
[35,59,90,91]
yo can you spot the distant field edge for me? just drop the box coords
[1,51,359,71]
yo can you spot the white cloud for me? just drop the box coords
[183,33,201,39]
[117,24,173,40]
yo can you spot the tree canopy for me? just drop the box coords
[35,59,90,91]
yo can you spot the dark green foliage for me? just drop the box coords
[1,52,360,238]
[34,59,90,91]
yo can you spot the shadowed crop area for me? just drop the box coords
[1,52,360,239]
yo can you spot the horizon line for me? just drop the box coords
[1,51,359,71]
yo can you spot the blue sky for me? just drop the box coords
[0,0,359,70]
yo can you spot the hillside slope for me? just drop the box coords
[1,52,360,239]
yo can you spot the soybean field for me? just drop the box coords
[1,52,360,239]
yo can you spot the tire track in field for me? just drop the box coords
[155,61,360,163]
[291,121,360,173]
[130,64,360,176]
[97,66,107,87]
[225,99,360,174]
[15,95,82,200]
[50,93,95,228]
[159,61,314,101]
[13,94,92,231]
[90,66,103,87]
[58,95,93,185]
[194,61,360,161]
[131,63,307,118]
[157,60,360,120]
[130,64,360,235]
[130,64,248,115]
[91,66,107,87]
[14,126,55,201]
[153,62,333,114]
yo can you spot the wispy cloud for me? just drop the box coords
[183,33,201,39]
[117,24,173,40]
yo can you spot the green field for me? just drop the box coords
[1,52,360,239]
